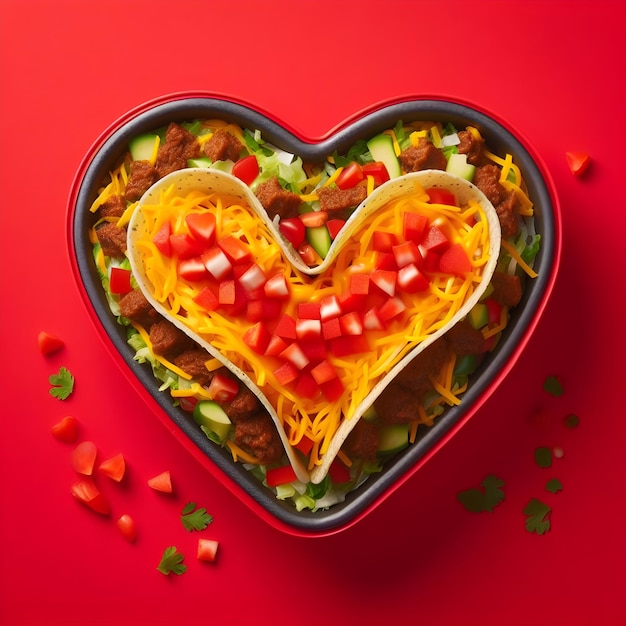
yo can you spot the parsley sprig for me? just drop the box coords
[457,475,505,513]
[157,546,187,575]
[180,502,213,532]
[49,366,75,400]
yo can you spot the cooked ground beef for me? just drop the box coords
[490,271,522,307]
[95,222,127,258]
[444,320,485,355]
[149,319,194,357]
[224,385,262,423]
[317,185,367,213]
[124,160,158,202]
[202,129,244,162]
[342,420,380,461]
[457,130,486,166]
[234,412,284,464]
[98,194,126,219]
[255,176,302,220]
[399,137,447,172]
[119,289,159,327]
[473,164,520,238]
[173,349,214,385]
[155,123,200,178]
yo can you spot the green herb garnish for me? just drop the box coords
[457,475,505,513]
[181,502,213,532]
[523,498,551,534]
[157,546,186,575]
[48,366,75,400]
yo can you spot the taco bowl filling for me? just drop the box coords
[89,118,540,511]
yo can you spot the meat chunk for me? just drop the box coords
[155,123,200,178]
[149,319,193,357]
[399,137,447,172]
[255,176,302,220]
[342,420,379,461]
[95,222,127,258]
[457,130,485,166]
[124,160,158,202]
[224,385,262,423]
[233,412,284,464]
[317,185,366,213]
[444,320,485,355]
[119,289,159,327]
[174,349,214,385]
[98,194,126,219]
[202,129,243,162]
[490,271,522,307]
[473,164,519,238]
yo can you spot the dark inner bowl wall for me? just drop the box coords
[72,97,556,533]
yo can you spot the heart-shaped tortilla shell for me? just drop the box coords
[127,168,501,484]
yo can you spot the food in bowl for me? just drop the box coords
[86,112,540,514]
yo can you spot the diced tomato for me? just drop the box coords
[322,317,342,341]
[243,321,271,354]
[232,154,259,185]
[485,297,502,325]
[329,335,370,357]
[298,242,321,266]
[178,257,209,281]
[362,161,390,187]
[397,263,430,293]
[38,330,64,356]
[379,296,407,322]
[420,225,449,253]
[207,372,239,403]
[375,251,398,271]
[392,240,423,268]
[51,415,79,443]
[300,211,328,228]
[337,290,366,313]
[565,151,591,177]
[439,242,472,276]
[426,188,457,206]
[274,314,297,340]
[329,458,351,484]
[422,249,441,272]
[295,317,322,341]
[72,441,98,476]
[264,272,290,299]
[349,273,370,296]
[266,464,298,487]
[319,294,343,320]
[71,477,110,516]
[238,262,267,292]
[279,217,306,249]
[218,279,236,305]
[339,311,363,335]
[169,233,203,260]
[117,514,138,543]
[320,377,345,401]
[264,334,289,357]
[293,434,315,456]
[279,342,310,370]
[153,222,172,257]
[98,452,126,482]
[363,307,386,331]
[218,235,251,264]
[178,397,198,412]
[298,302,321,320]
[310,359,338,385]
[147,470,173,494]
[403,212,428,243]
[273,361,299,386]
[335,162,364,190]
[370,269,397,297]
[109,267,133,294]
[202,246,233,280]
[193,285,219,312]
[246,297,282,323]
[326,219,345,240]
[300,338,327,361]
[197,538,219,562]
[186,212,217,246]
[372,231,397,252]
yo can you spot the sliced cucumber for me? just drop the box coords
[367,133,402,179]
[193,400,232,443]
[306,225,332,259]
[446,152,476,181]
[187,157,213,168]
[129,133,159,162]
[377,423,410,455]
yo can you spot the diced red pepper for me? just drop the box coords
[438,242,472,276]
[109,267,133,294]
[279,342,310,370]
[326,219,345,240]
[273,361,299,386]
[202,247,232,280]
[246,298,282,323]
[363,307,386,331]
[485,297,502,325]
[372,231,397,252]
[218,235,252,264]
[218,279,236,305]
[362,161,390,187]
[298,302,321,320]
[320,377,345,402]
[319,294,343,320]
[274,314,297,340]
[392,240,423,268]
[264,334,290,357]
[153,222,172,257]
[397,263,430,293]
[293,434,315,456]
[266,464,298,487]
[238,262,267,292]
[403,212,429,243]
[370,269,397,297]
[193,286,219,312]
[279,217,306,249]
[311,359,338,385]
[185,212,216,246]
[426,188,457,206]
[349,273,370,296]
[294,372,320,400]
[169,233,203,260]
[207,372,239,403]
[379,296,407,322]
[232,154,260,185]
[329,335,369,357]
[295,318,322,341]
[339,311,363,335]
[322,317,342,341]
[337,290,366,313]
[335,162,365,190]
[178,257,209,281]
[375,252,398,271]
[243,321,271,354]
[300,338,327,361]
[420,226,449,253]
[264,272,290,299]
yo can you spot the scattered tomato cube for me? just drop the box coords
[147,470,173,493]
[98,452,126,482]
[197,538,219,563]
[565,151,591,177]
[71,477,110,516]
[51,415,79,443]
[37,331,64,356]
[72,441,98,476]
[116,514,138,543]
[109,267,133,294]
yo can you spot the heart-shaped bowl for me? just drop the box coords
[68,92,561,536]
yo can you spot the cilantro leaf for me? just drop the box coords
[181,502,213,532]
[157,546,186,575]
[564,413,580,429]
[49,366,75,400]
[457,475,505,512]
[534,446,553,468]
[546,478,563,494]
[543,375,563,397]
[523,498,551,534]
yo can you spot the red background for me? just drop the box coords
[1,1,625,624]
